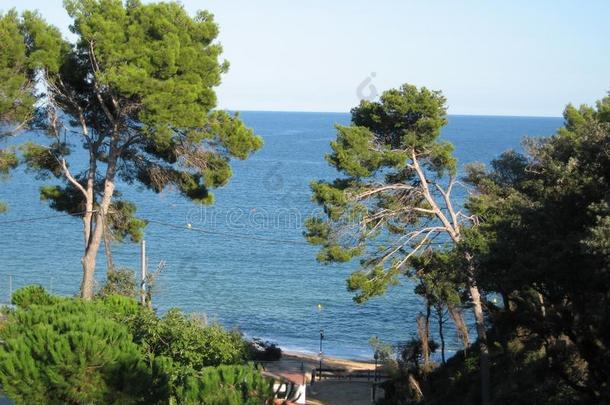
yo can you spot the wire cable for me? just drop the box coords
[0,210,91,225]
[0,210,452,247]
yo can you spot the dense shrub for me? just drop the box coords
[0,287,272,404]
[0,294,162,404]
[127,308,248,371]
[10,284,58,308]
[97,267,137,299]
[175,364,273,405]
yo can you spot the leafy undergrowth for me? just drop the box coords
[0,285,274,404]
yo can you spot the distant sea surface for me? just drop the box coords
[0,112,562,359]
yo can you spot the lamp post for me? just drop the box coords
[317,304,324,379]
[319,328,324,372]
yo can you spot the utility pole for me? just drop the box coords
[140,239,146,306]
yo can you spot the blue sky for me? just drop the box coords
[2,0,609,116]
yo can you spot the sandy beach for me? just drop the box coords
[282,351,375,371]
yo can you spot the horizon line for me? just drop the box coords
[226,109,563,119]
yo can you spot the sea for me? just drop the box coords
[0,112,562,359]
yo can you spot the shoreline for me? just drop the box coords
[282,350,375,370]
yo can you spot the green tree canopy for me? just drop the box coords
[0,9,35,130]
[13,0,262,298]
[464,94,610,402]
[128,308,247,373]
[306,84,456,301]
[0,10,41,212]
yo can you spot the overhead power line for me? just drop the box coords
[0,211,452,248]
[0,210,91,225]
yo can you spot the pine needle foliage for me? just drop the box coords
[0,293,156,404]
[0,286,271,404]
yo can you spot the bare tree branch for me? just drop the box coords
[434,178,460,233]
[354,183,416,200]
[411,150,458,242]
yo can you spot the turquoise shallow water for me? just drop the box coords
[0,112,562,359]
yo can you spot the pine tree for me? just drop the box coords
[411,249,465,365]
[305,83,491,404]
[13,1,262,299]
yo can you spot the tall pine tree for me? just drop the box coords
[14,0,262,298]
[305,84,491,404]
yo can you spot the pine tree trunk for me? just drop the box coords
[80,251,96,299]
[103,216,114,271]
[80,212,107,299]
[79,154,117,300]
[468,275,491,405]
[417,313,430,371]
[413,152,489,402]
[437,305,446,364]
[448,304,470,353]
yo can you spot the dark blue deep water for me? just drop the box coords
[0,112,562,358]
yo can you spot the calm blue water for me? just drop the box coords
[0,112,562,359]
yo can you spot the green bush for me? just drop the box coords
[175,363,273,405]
[11,284,58,308]
[97,267,137,299]
[0,287,271,404]
[128,308,248,371]
[0,294,163,404]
